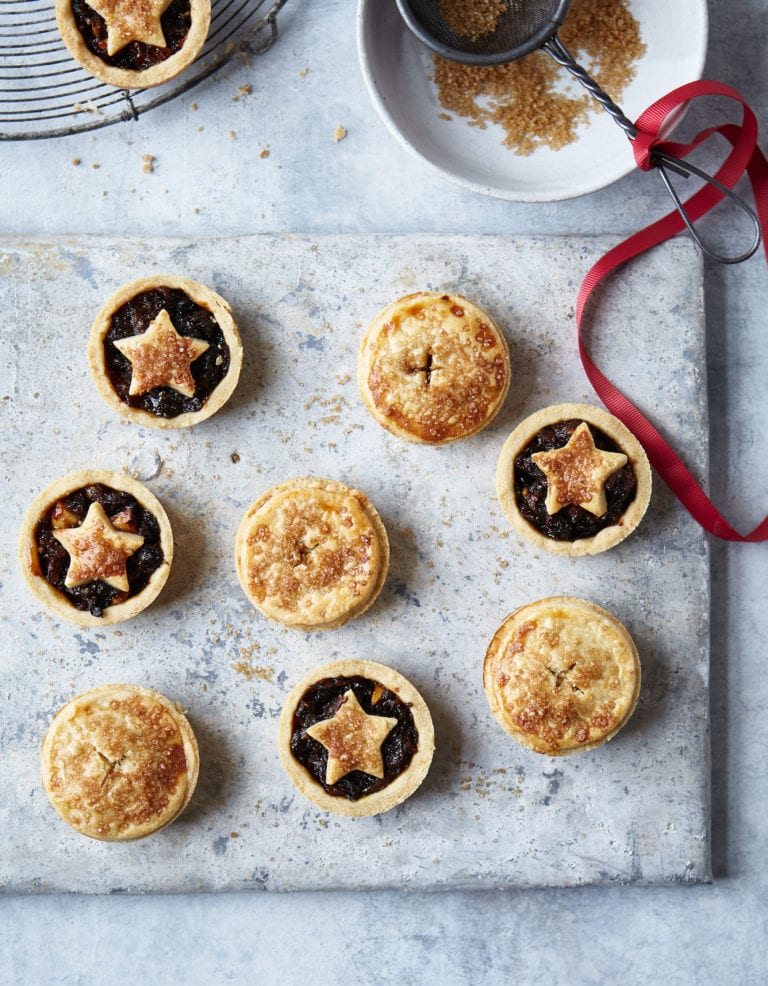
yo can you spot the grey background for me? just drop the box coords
[1,0,767,981]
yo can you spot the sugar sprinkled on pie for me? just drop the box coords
[113,308,210,398]
[305,689,398,785]
[88,0,173,56]
[52,501,145,591]
[531,421,628,517]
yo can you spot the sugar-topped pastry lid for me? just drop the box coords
[235,477,390,631]
[89,274,243,429]
[358,291,511,444]
[55,0,211,90]
[496,402,652,556]
[483,596,641,756]
[41,683,199,841]
[278,659,435,817]
[18,469,173,627]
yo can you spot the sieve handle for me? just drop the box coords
[544,35,762,264]
[543,35,637,139]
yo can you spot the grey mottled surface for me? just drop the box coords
[0,233,708,892]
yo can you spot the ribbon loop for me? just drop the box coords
[631,127,658,171]
[578,79,768,542]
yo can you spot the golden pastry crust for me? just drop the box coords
[41,684,199,841]
[89,275,243,429]
[235,478,389,631]
[358,291,511,444]
[55,0,211,90]
[278,659,435,817]
[483,597,641,755]
[18,469,173,627]
[496,402,652,556]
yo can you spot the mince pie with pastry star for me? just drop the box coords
[56,0,211,90]
[496,402,652,556]
[278,659,435,817]
[19,469,173,626]
[89,275,242,429]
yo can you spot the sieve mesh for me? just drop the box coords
[0,0,288,140]
[398,0,570,63]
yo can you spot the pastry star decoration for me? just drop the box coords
[113,309,209,398]
[531,421,628,517]
[88,0,173,57]
[53,502,145,591]
[305,690,398,785]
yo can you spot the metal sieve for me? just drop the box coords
[395,0,761,264]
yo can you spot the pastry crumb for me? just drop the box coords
[71,158,81,166]
[239,84,252,95]
[92,162,100,169]
[190,102,198,111]
[299,67,309,78]
[229,130,237,139]
[73,100,102,115]
[142,154,155,173]
[231,452,240,463]
[333,126,347,142]
[260,148,270,159]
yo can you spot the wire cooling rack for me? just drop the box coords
[0,0,288,140]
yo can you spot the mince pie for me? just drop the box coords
[278,659,435,817]
[89,275,243,428]
[235,478,389,631]
[41,683,199,841]
[56,0,211,90]
[19,469,173,626]
[358,291,511,444]
[483,596,641,756]
[496,402,651,555]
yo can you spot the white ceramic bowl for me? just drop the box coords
[357,0,708,202]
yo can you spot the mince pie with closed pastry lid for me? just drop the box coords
[19,469,173,626]
[41,683,199,841]
[56,0,211,90]
[496,402,652,556]
[89,275,242,429]
[278,659,435,817]
[235,477,389,632]
[358,291,511,444]
[483,596,641,756]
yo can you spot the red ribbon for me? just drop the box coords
[577,80,768,542]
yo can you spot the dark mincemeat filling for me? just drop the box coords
[514,419,637,542]
[34,483,164,617]
[291,675,419,801]
[71,0,192,70]
[104,286,230,419]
